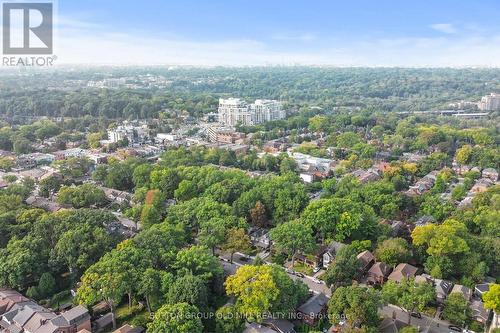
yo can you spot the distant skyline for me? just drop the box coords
[35,0,500,66]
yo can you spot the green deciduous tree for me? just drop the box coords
[328,285,381,330]
[221,228,252,263]
[374,238,411,267]
[381,279,435,325]
[270,220,316,266]
[147,303,203,333]
[225,264,308,321]
[442,293,471,325]
[483,284,500,313]
[215,304,245,333]
[301,197,377,241]
[174,245,223,281]
[166,274,209,312]
[325,245,361,288]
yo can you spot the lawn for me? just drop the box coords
[421,305,437,317]
[293,262,314,276]
[114,303,150,329]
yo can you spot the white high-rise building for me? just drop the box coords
[478,93,500,111]
[251,99,285,123]
[218,98,285,126]
[218,98,252,127]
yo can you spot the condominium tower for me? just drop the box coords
[218,98,285,126]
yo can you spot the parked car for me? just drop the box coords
[313,266,321,273]
[410,312,422,319]
[448,325,462,332]
[295,272,305,278]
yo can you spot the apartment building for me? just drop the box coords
[218,98,285,126]
[478,93,500,111]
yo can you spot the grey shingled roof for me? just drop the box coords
[61,305,89,324]
[297,293,328,315]
[12,303,44,326]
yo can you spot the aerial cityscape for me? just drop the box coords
[0,1,499,333]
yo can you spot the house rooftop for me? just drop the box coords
[357,250,375,266]
[61,305,89,324]
[368,262,392,277]
[451,284,472,299]
[262,318,295,333]
[297,293,328,316]
[387,263,418,283]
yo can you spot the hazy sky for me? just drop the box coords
[47,0,500,66]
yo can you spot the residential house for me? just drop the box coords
[387,263,418,283]
[17,153,55,169]
[402,152,425,163]
[351,168,380,184]
[458,195,474,208]
[0,289,29,315]
[25,196,67,212]
[297,293,329,326]
[470,178,494,194]
[380,220,407,237]
[217,143,249,155]
[287,152,335,177]
[434,279,453,304]
[249,228,272,250]
[53,148,87,160]
[322,241,346,268]
[482,168,498,181]
[452,162,471,176]
[87,153,108,165]
[18,168,49,181]
[356,250,375,273]
[94,313,114,332]
[100,187,133,205]
[470,300,491,324]
[450,284,472,301]
[261,319,296,333]
[367,262,393,285]
[295,247,326,268]
[414,215,435,228]
[263,139,289,153]
[0,293,91,333]
[414,274,433,285]
[474,283,490,300]
[405,171,438,196]
[299,172,316,183]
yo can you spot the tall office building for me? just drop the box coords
[218,98,285,126]
[478,93,500,111]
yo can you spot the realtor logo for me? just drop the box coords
[2,2,53,54]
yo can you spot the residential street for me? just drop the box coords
[218,252,332,297]
[219,254,461,333]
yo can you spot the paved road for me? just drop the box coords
[218,252,331,297]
